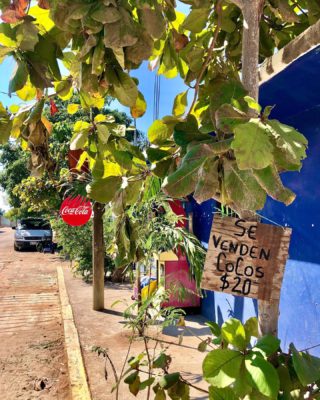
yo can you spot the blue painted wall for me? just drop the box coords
[196,46,320,355]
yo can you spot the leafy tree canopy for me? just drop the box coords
[0,0,315,217]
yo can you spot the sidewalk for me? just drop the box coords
[62,264,212,400]
[0,228,71,400]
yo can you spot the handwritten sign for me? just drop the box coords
[201,215,292,301]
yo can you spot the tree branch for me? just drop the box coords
[187,0,223,116]
[229,0,244,9]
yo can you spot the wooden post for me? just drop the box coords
[231,0,280,336]
[93,202,105,311]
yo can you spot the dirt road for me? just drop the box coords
[0,228,71,399]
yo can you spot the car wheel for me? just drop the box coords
[14,243,21,251]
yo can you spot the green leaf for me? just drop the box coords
[0,101,12,144]
[245,353,280,399]
[129,375,141,396]
[159,373,180,389]
[223,160,267,211]
[209,78,247,114]
[16,20,39,51]
[139,377,155,391]
[172,91,188,117]
[148,120,173,145]
[9,60,28,96]
[215,104,249,133]
[54,80,73,100]
[277,364,293,393]
[9,104,19,113]
[0,24,16,47]
[74,121,90,132]
[291,344,320,386]
[155,389,166,400]
[147,147,171,163]
[173,131,212,147]
[67,104,80,115]
[163,157,205,198]
[253,164,296,205]
[86,176,122,203]
[112,150,132,171]
[16,78,36,101]
[203,349,243,387]
[153,158,175,178]
[221,318,248,350]
[112,69,138,108]
[244,96,262,113]
[232,120,274,170]
[70,130,89,150]
[124,371,139,384]
[103,10,138,49]
[91,4,121,23]
[194,157,220,204]
[267,120,307,170]
[167,380,190,399]
[209,386,237,400]
[78,35,97,60]
[96,124,111,145]
[244,317,259,340]
[70,121,90,150]
[206,321,221,337]
[92,158,104,179]
[138,5,165,39]
[92,37,105,76]
[30,35,61,81]
[153,353,169,369]
[130,91,147,119]
[0,44,14,64]
[182,8,210,33]
[253,335,280,357]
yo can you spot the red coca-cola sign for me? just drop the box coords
[60,196,92,226]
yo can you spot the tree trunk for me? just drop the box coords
[239,0,279,337]
[93,202,105,311]
[241,0,264,101]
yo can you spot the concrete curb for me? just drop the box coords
[57,265,92,400]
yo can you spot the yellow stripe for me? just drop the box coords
[57,265,92,400]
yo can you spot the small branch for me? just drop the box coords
[187,0,223,116]
[116,339,133,400]
[143,336,152,400]
[180,376,209,395]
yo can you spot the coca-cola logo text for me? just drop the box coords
[60,196,92,226]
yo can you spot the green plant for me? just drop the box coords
[13,175,61,214]
[51,217,115,282]
[202,318,320,399]
[98,310,320,399]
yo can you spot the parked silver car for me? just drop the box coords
[13,218,52,251]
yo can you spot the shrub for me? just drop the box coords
[51,217,115,282]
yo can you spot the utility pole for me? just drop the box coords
[93,202,105,311]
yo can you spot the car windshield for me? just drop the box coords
[19,220,51,230]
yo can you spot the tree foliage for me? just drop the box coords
[0,0,314,217]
